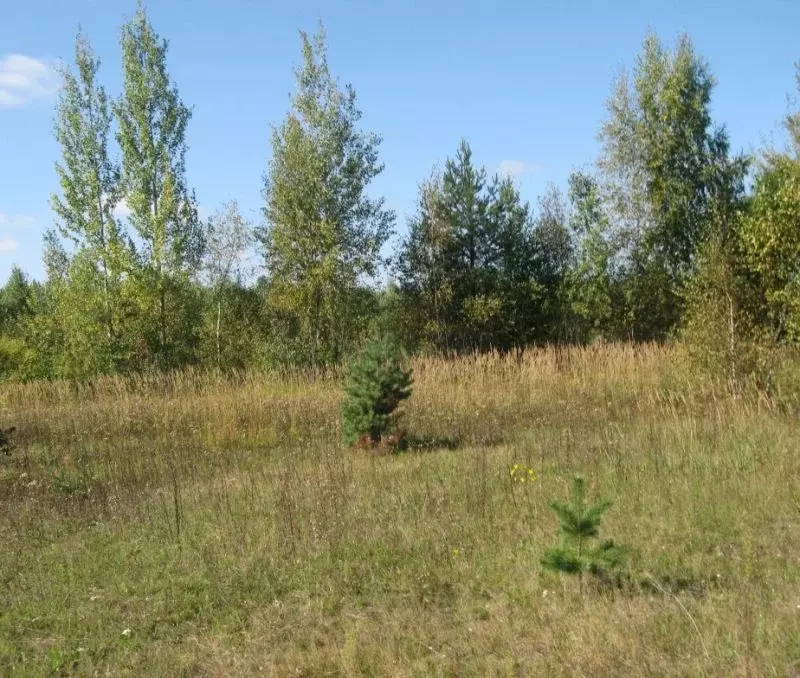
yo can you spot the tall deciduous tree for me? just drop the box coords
[261,26,394,365]
[204,201,254,288]
[599,33,746,339]
[743,158,800,341]
[115,5,203,369]
[486,178,540,346]
[566,171,617,341]
[786,63,800,158]
[51,32,129,373]
[393,172,453,350]
[202,201,260,369]
[741,66,800,341]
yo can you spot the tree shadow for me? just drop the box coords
[394,433,460,454]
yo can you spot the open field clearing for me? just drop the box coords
[1,344,800,676]
[4,0,800,674]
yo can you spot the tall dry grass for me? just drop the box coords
[1,343,798,675]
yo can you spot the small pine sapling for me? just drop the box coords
[341,337,413,447]
[542,474,627,593]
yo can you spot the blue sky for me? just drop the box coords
[1,0,798,281]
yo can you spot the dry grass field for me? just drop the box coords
[1,343,799,676]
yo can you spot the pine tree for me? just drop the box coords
[542,475,627,593]
[0,268,36,381]
[532,185,573,341]
[341,337,413,446]
[395,141,539,352]
[0,266,32,333]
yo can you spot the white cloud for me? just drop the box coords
[498,160,545,179]
[0,212,34,228]
[0,239,19,253]
[0,54,59,109]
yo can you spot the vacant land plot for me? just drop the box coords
[1,344,799,675]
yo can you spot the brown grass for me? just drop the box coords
[1,343,799,675]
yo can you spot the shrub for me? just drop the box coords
[0,335,35,382]
[341,337,413,446]
[680,233,772,394]
[0,425,14,455]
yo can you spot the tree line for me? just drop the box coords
[1,7,798,381]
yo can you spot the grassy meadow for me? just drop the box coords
[1,343,799,676]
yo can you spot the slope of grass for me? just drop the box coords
[1,344,799,675]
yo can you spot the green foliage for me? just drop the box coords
[50,32,132,374]
[1,20,798,389]
[204,201,254,289]
[741,155,800,342]
[542,475,627,585]
[682,65,795,384]
[599,33,747,340]
[51,466,89,497]
[0,336,35,382]
[395,141,540,352]
[0,267,33,335]
[201,202,259,370]
[115,5,204,370]
[260,26,394,366]
[51,32,122,268]
[341,337,413,446]
[0,268,61,381]
[198,282,264,371]
[531,185,573,341]
[681,231,772,391]
[565,172,619,341]
[50,252,129,378]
